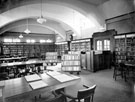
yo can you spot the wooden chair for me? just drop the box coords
[59,85,97,102]
[113,63,127,81]
[45,94,65,102]
[0,72,9,81]
[35,92,65,102]
[113,63,122,80]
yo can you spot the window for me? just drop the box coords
[96,39,110,51]
[104,40,110,50]
[97,40,102,50]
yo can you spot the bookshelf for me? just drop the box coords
[114,35,126,63]
[55,38,92,72]
[114,33,135,63]
[55,42,68,56]
[71,38,91,52]
[2,43,55,58]
[125,34,135,62]
[45,52,58,66]
[61,51,81,74]
[55,38,91,55]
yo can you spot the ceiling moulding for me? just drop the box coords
[78,0,109,6]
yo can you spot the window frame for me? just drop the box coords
[96,39,110,51]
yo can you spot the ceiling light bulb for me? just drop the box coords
[24,28,31,34]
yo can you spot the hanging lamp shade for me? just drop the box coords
[19,34,23,38]
[37,0,46,24]
[24,28,31,34]
[24,18,31,34]
[24,5,31,34]
[37,15,46,24]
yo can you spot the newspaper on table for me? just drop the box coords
[29,80,48,90]
[25,74,41,82]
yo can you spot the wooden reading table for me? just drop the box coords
[124,62,135,80]
[0,60,44,76]
[0,60,43,68]
[0,57,27,63]
[0,72,80,102]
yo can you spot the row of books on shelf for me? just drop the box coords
[115,51,135,56]
[62,67,80,71]
[46,56,57,60]
[116,56,126,59]
[62,61,80,66]
[116,59,125,63]
[115,48,125,51]
[116,59,135,63]
[126,43,135,46]
[127,52,135,56]
[115,51,126,55]
[62,55,80,60]
[46,52,58,56]
[68,51,80,54]
[126,48,135,51]
[45,60,58,63]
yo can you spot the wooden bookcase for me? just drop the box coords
[55,42,68,56]
[55,38,92,72]
[126,34,135,62]
[2,43,56,58]
[114,33,135,63]
[55,38,92,55]
[114,35,126,63]
[61,51,81,74]
[71,38,91,52]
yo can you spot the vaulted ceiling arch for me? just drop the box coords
[0,0,106,39]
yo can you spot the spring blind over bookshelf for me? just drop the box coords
[45,52,58,63]
[61,51,81,72]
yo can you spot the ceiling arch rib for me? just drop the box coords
[0,18,68,39]
[0,0,105,25]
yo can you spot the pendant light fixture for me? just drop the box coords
[24,5,31,34]
[37,0,46,24]
[24,18,31,34]
[19,33,23,38]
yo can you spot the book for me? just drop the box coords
[25,74,41,82]
[51,74,77,82]
[46,71,62,76]
[29,80,48,90]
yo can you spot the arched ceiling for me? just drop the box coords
[0,18,75,39]
[0,0,109,41]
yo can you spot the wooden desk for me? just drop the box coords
[124,63,135,79]
[0,57,27,62]
[0,60,43,68]
[2,72,80,102]
[125,63,135,68]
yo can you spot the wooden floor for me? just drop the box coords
[65,69,135,102]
